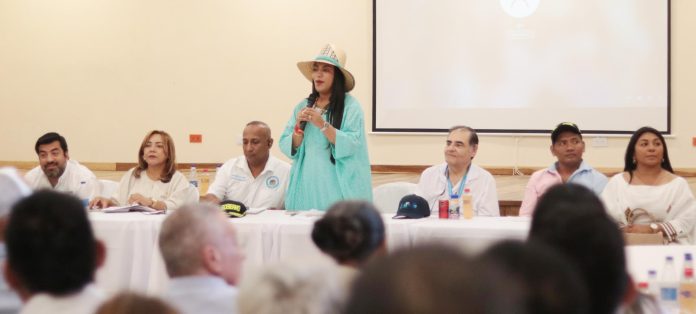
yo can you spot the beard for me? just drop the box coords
[42,163,66,178]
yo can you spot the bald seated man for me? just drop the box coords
[201,121,290,209]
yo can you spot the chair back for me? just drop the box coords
[372,182,418,213]
[99,179,119,198]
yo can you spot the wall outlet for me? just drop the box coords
[591,137,608,147]
[189,134,202,143]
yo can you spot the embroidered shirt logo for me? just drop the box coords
[266,176,280,189]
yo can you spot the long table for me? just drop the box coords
[90,211,532,295]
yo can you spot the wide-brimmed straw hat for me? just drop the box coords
[297,43,355,92]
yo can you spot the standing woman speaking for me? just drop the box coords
[280,44,372,211]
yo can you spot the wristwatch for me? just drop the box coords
[650,223,660,233]
[320,121,330,132]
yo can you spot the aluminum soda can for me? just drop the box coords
[439,199,449,219]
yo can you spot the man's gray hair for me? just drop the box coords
[238,261,351,314]
[0,168,31,217]
[159,203,228,277]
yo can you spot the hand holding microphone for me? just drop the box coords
[294,93,318,137]
[299,93,318,131]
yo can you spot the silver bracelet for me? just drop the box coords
[320,121,330,132]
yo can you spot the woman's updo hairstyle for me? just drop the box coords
[311,201,385,265]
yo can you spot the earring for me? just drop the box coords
[632,158,636,164]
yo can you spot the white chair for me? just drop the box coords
[372,182,418,213]
[99,179,119,198]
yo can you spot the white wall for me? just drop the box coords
[1,0,695,169]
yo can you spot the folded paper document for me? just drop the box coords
[102,205,160,213]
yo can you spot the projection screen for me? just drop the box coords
[373,0,670,134]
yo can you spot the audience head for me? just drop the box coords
[5,190,105,298]
[478,240,590,314]
[243,121,273,167]
[550,122,585,167]
[311,201,386,267]
[34,132,70,180]
[624,126,673,175]
[159,203,244,285]
[0,168,31,218]
[238,260,352,314]
[345,244,522,314]
[528,183,627,314]
[445,125,479,167]
[95,292,179,314]
[136,130,177,183]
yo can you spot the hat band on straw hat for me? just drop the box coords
[297,44,355,92]
[315,55,341,68]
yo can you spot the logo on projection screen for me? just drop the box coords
[500,0,540,18]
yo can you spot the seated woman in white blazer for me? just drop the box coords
[90,130,197,211]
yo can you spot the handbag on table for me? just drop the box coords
[622,208,665,245]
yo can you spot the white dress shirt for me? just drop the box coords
[207,156,290,209]
[24,159,98,200]
[19,284,104,314]
[113,169,197,210]
[164,276,237,314]
[415,163,500,216]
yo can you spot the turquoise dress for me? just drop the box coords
[280,94,373,211]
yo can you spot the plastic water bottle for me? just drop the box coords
[199,169,210,195]
[448,194,460,220]
[685,253,694,276]
[77,180,90,208]
[661,256,679,312]
[648,269,659,296]
[188,165,199,188]
[681,253,696,313]
[461,188,473,220]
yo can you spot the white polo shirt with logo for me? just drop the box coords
[24,159,98,200]
[207,156,290,209]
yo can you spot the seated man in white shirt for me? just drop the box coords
[201,121,290,209]
[4,190,106,314]
[415,125,499,216]
[159,203,244,314]
[24,132,98,201]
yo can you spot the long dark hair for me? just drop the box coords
[624,126,673,183]
[308,65,347,164]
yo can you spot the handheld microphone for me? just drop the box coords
[299,93,318,131]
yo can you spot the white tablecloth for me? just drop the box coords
[91,211,532,295]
